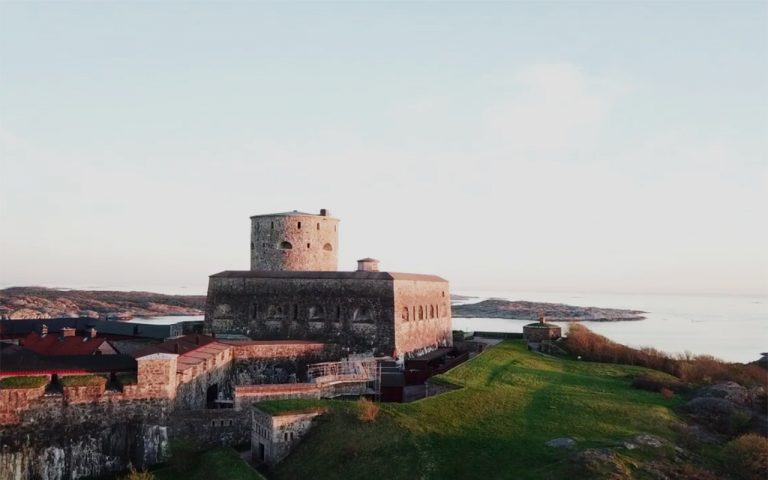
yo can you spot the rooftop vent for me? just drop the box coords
[357,258,380,272]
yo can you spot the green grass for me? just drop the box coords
[271,340,686,480]
[153,446,265,480]
[60,374,107,387]
[117,373,137,386]
[0,375,48,389]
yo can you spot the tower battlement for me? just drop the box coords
[250,209,339,272]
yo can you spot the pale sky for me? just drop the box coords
[1,1,766,296]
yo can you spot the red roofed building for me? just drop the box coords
[20,326,118,356]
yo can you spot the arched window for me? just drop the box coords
[308,306,324,320]
[418,306,424,320]
[280,241,293,250]
[352,307,372,323]
[298,221,302,229]
[267,305,285,319]
[323,243,333,251]
[430,305,435,318]
[214,304,232,319]
[401,307,409,321]
[251,303,259,320]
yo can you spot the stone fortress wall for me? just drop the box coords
[0,338,328,480]
[207,274,396,355]
[250,210,339,271]
[393,278,453,357]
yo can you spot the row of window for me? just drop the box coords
[250,241,334,251]
[210,419,235,427]
[401,304,447,321]
[253,304,374,323]
[255,221,336,232]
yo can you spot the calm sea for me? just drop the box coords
[452,291,767,363]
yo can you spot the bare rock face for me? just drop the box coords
[8,308,51,320]
[697,382,751,406]
[545,437,576,448]
[0,287,205,320]
[684,384,756,435]
[451,298,646,322]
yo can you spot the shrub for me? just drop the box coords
[722,434,768,480]
[120,467,154,480]
[0,376,48,389]
[117,373,138,386]
[357,397,380,423]
[565,323,768,387]
[60,375,106,387]
[631,374,689,394]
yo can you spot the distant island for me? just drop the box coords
[451,297,646,322]
[0,288,645,323]
[0,287,205,320]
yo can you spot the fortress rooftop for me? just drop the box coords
[209,270,447,282]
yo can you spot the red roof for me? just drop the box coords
[21,332,115,356]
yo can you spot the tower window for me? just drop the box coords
[250,242,254,250]
[298,221,301,229]
[307,243,310,248]
[271,221,274,229]
[317,223,320,230]
[401,307,409,321]
[280,241,293,250]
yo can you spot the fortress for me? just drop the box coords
[0,208,456,479]
[206,209,453,359]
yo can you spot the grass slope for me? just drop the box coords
[153,447,265,480]
[269,341,685,480]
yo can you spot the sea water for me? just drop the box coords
[452,291,767,363]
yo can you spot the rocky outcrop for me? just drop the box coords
[0,287,204,320]
[683,382,767,436]
[452,298,645,322]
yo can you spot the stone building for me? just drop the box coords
[251,406,325,466]
[522,317,562,343]
[206,209,453,359]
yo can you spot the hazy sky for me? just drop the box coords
[1,1,766,296]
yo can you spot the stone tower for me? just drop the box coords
[250,209,339,271]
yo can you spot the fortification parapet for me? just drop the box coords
[250,209,339,271]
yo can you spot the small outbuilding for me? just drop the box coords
[522,317,562,343]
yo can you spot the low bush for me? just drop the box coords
[722,434,768,480]
[0,376,48,389]
[121,467,155,480]
[631,374,690,394]
[565,324,768,387]
[357,397,380,423]
[60,375,106,387]
[117,373,138,386]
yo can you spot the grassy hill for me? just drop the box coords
[264,341,703,480]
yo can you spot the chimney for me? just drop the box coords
[41,324,48,337]
[357,258,380,272]
[320,208,328,216]
[61,327,76,338]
